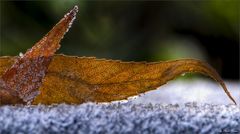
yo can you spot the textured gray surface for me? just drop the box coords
[0,80,239,134]
[0,103,240,134]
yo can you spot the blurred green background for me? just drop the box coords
[0,0,239,80]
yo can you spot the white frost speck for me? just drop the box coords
[181,73,186,76]
[64,5,78,34]
[19,52,24,57]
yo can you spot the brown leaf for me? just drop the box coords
[0,5,236,105]
[0,6,78,104]
[1,55,236,105]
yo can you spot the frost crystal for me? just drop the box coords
[19,52,24,57]
[64,5,78,34]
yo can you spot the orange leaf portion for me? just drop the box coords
[0,6,78,104]
[0,55,236,105]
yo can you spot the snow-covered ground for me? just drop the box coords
[0,79,239,134]
[130,79,240,105]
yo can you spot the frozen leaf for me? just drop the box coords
[32,55,237,105]
[0,55,236,105]
[0,6,78,104]
[0,5,236,105]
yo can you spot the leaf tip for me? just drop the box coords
[64,5,78,33]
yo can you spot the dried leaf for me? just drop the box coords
[0,55,236,105]
[0,6,78,104]
[0,5,236,105]
[33,55,237,105]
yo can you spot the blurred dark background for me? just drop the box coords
[0,1,239,80]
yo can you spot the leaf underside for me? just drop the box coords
[0,55,236,105]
